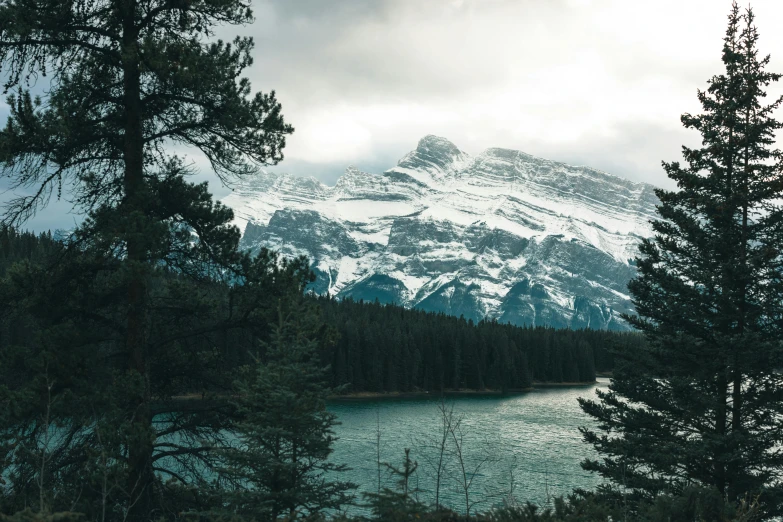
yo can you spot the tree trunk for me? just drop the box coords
[728,108,751,501]
[121,0,153,519]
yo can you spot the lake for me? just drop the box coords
[327,378,609,514]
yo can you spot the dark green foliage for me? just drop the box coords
[640,486,760,522]
[0,510,83,522]
[0,0,294,519]
[0,228,60,275]
[0,488,764,522]
[482,489,760,522]
[0,223,318,518]
[0,0,292,225]
[579,2,783,515]
[218,298,355,521]
[348,487,761,521]
[1,229,645,406]
[318,296,640,393]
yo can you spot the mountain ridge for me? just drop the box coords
[223,135,658,330]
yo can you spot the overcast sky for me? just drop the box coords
[4,0,783,231]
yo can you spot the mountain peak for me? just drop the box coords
[416,135,461,155]
[395,135,470,176]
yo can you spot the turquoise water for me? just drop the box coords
[327,379,609,514]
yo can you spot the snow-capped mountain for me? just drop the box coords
[222,135,658,330]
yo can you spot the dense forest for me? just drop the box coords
[0,226,641,397]
[0,228,61,273]
[319,296,637,393]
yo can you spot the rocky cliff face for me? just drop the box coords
[222,135,658,330]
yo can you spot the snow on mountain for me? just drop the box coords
[222,135,659,330]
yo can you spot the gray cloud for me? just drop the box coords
[239,0,783,189]
[4,0,783,231]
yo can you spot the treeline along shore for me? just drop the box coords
[317,295,640,395]
[1,227,637,400]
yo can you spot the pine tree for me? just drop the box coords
[220,296,355,521]
[0,0,293,519]
[579,2,783,514]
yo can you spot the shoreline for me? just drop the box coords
[327,380,598,401]
[532,380,599,388]
[168,379,605,404]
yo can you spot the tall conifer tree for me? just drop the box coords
[579,2,783,514]
[0,0,292,519]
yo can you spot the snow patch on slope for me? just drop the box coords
[228,136,657,330]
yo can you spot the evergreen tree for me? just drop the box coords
[0,0,292,519]
[579,3,783,514]
[220,295,354,521]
